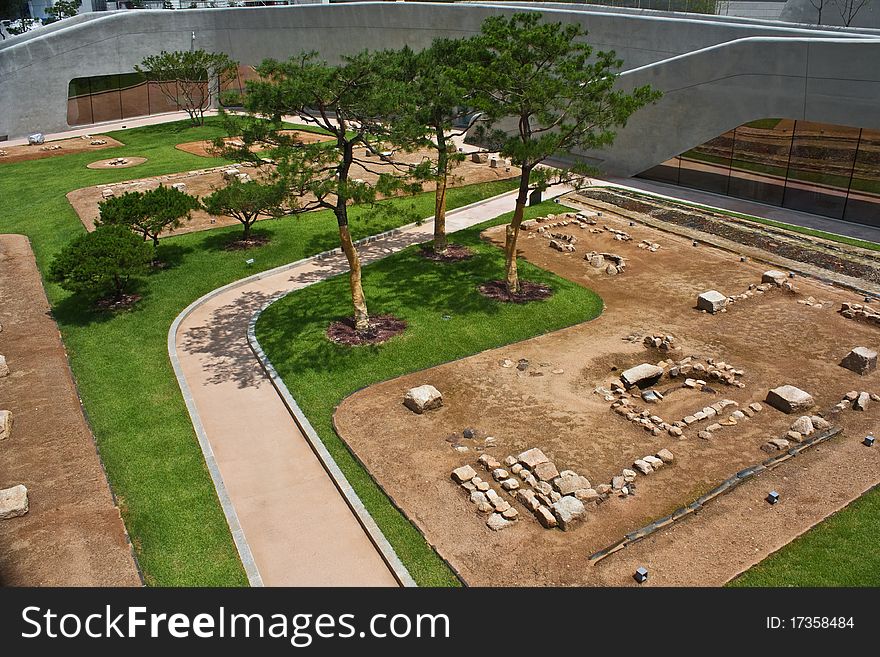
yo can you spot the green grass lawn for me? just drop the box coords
[254,201,605,586]
[730,485,880,587]
[0,116,518,585]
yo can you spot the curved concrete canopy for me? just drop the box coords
[1,2,878,176]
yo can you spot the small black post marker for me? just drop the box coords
[864,436,875,447]
[766,491,780,505]
[634,567,648,584]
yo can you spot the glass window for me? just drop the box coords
[678,129,735,194]
[844,129,880,227]
[783,121,859,220]
[640,157,680,185]
[727,119,793,206]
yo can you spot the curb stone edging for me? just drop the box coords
[167,188,524,587]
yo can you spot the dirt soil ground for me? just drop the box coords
[0,135,123,165]
[0,235,141,586]
[67,148,520,238]
[334,204,880,586]
[175,130,334,157]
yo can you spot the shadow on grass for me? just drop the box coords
[51,279,152,328]
[198,225,278,252]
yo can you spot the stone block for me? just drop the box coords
[0,485,28,520]
[551,496,586,531]
[620,363,664,388]
[697,290,727,313]
[0,354,8,377]
[553,473,591,495]
[840,347,877,375]
[0,410,12,441]
[403,384,443,414]
[533,461,559,482]
[487,513,513,531]
[535,505,557,528]
[657,448,674,463]
[761,270,787,286]
[766,385,814,414]
[517,448,549,468]
[451,465,476,484]
[633,459,653,475]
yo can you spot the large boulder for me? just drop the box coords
[403,385,443,414]
[451,465,476,484]
[0,410,12,442]
[0,354,8,377]
[0,485,28,520]
[761,270,788,286]
[551,496,586,531]
[620,363,664,388]
[840,347,877,375]
[766,385,815,414]
[697,290,727,313]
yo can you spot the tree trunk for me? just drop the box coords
[433,128,449,253]
[338,221,369,331]
[504,167,532,295]
[113,274,123,301]
[152,233,160,249]
[434,169,449,253]
[243,220,252,241]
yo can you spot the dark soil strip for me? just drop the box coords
[578,189,880,284]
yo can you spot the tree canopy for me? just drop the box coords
[202,178,287,242]
[49,225,153,301]
[135,50,238,125]
[466,12,659,293]
[97,185,201,249]
[225,51,419,330]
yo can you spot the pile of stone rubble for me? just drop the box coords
[697,270,798,314]
[839,301,880,325]
[831,389,879,413]
[521,211,597,233]
[762,413,832,453]
[584,251,625,275]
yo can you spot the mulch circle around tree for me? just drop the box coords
[94,293,142,312]
[477,280,553,303]
[224,234,271,251]
[327,314,408,346]
[419,244,475,263]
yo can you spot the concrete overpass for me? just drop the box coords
[1,2,878,178]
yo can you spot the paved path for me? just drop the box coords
[169,187,542,586]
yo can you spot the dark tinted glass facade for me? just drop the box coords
[67,66,259,126]
[638,119,880,227]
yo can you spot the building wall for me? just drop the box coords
[1,2,879,179]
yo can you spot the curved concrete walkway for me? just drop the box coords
[169,188,540,586]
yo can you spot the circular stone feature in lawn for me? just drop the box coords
[86,156,147,170]
[477,280,552,303]
[419,244,475,262]
[327,314,407,346]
